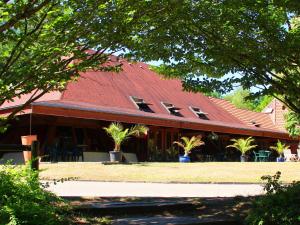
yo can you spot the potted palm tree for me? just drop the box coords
[226,137,257,162]
[104,122,148,162]
[173,135,205,162]
[270,140,290,162]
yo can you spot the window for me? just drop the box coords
[161,102,183,117]
[130,96,154,113]
[250,121,261,127]
[189,106,209,120]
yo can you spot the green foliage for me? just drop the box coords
[224,88,257,111]
[0,164,69,225]
[270,140,290,157]
[173,135,204,157]
[255,96,274,112]
[104,122,148,151]
[144,1,300,115]
[284,111,300,137]
[246,171,300,225]
[261,171,283,194]
[203,91,223,99]
[226,137,257,156]
[224,88,273,112]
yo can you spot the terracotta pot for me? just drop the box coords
[23,151,32,163]
[21,135,37,146]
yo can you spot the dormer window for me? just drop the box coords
[161,102,183,117]
[190,106,209,120]
[130,96,154,113]
[251,121,260,127]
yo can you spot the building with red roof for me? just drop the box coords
[0,58,298,162]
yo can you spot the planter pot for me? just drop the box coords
[240,155,247,162]
[179,155,191,163]
[21,135,37,146]
[109,151,122,162]
[276,157,285,162]
[23,151,32,164]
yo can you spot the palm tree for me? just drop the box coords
[226,137,257,158]
[104,122,148,152]
[270,140,290,158]
[173,135,205,157]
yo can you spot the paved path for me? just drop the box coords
[46,181,264,197]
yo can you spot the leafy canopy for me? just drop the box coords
[226,136,257,155]
[224,88,273,112]
[173,135,205,156]
[135,0,300,116]
[103,122,148,152]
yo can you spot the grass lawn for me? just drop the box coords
[39,162,300,183]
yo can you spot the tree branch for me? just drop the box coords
[0,0,52,33]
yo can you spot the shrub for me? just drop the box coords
[0,164,69,225]
[246,171,300,225]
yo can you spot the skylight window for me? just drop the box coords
[190,106,209,120]
[161,102,183,117]
[130,96,154,113]
[250,121,261,127]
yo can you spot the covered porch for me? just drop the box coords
[0,111,296,163]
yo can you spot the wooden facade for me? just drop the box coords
[0,112,297,162]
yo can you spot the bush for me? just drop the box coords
[246,171,300,225]
[0,164,69,225]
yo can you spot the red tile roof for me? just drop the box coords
[209,97,277,130]
[0,58,291,138]
[61,61,240,124]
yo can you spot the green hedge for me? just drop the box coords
[0,164,69,225]
[246,172,300,225]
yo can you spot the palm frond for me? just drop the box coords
[129,124,149,137]
[226,136,257,154]
[173,141,185,149]
[174,135,205,156]
[104,122,148,151]
[270,140,290,155]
